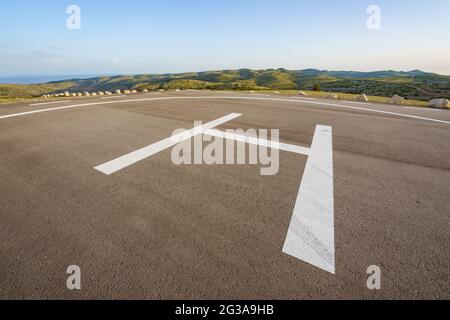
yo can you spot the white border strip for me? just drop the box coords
[283,125,335,274]
[101,95,126,99]
[2,96,449,125]
[94,113,241,175]
[404,106,442,112]
[344,101,372,105]
[291,96,316,100]
[29,100,70,106]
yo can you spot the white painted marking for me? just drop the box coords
[404,106,443,112]
[291,96,316,100]
[101,95,126,99]
[94,113,241,175]
[214,91,234,94]
[283,125,335,274]
[344,101,372,105]
[204,129,311,156]
[2,96,449,125]
[29,100,70,106]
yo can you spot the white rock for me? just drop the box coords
[124,90,131,94]
[158,89,165,92]
[105,91,112,95]
[142,89,149,93]
[91,92,97,96]
[59,93,65,97]
[131,89,138,94]
[388,95,404,105]
[71,93,77,97]
[115,90,122,94]
[428,99,449,109]
[64,91,70,97]
[326,93,338,99]
[297,91,308,96]
[98,91,104,96]
[83,92,91,96]
[356,93,369,102]
[77,93,83,97]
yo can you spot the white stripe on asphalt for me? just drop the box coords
[404,106,443,112]
[291,96,316,100]
[2,96,449,125]
[344,101,372,105]
[29,100,70,106]
[204,129,311,156]
[283,125,335,274]
[94,113,241,175]
[101,95,126,99]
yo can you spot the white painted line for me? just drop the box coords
[404,106,443,112]
[344,101,372,105]
[0,101,109,119]
[298,99,450,125]
[2,96,449,125]
[204,129,311,156]
[283,125,335,274]
[29,100,70,106]
[291,96,317,100]
[101,95,126,99]
[94,113,242,175]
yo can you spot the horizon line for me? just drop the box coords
[1,67,449,79]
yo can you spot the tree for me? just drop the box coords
[313,83,321,91]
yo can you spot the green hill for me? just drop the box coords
[1,68,449,101]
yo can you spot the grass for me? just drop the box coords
[0,96,68,106]
[242,89,432,108]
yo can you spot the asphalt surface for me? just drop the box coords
[0,91,449,299]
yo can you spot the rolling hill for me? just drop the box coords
[1,69,449,102]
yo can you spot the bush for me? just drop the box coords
[313,83,321,91]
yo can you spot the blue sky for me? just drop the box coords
[0,0,449,76]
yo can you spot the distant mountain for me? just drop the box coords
[0,74,112,85]
[1,69,449,101]
[297,69,437,79]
